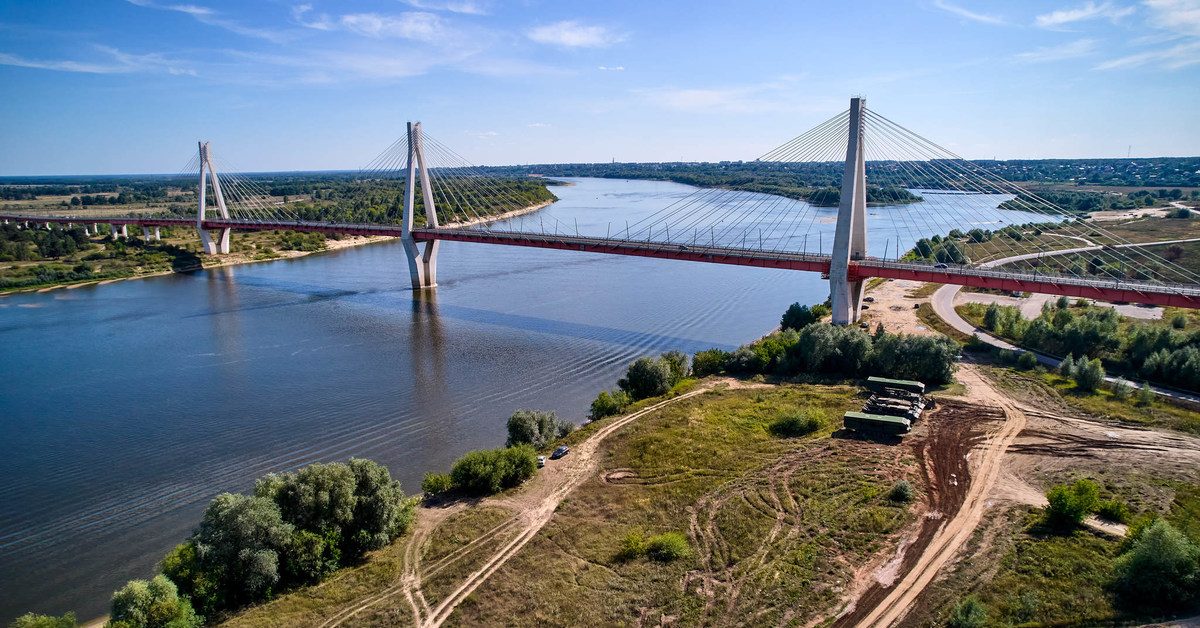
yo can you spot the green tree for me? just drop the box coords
[1044,478,1099,529]
[1074,357,1106,392]
[190,493,293,610]
[692,348,728,377]
[659,350,692,385]
[1113,520,1198,610]
[589,389,632,420]
[7,613,77,628]
[505,409,572,448]
[618,357,673,400]
[107,575,200,628]
[781,302,820,331]
[947,595,987,628]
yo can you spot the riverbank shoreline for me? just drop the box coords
[0,198,557,297]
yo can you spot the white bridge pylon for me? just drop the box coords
[401,121,439,289]
[197,141,231,255]
[829,97,868,325]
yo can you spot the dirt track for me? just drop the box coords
[835,365,1026,628]
[316,385,713,628]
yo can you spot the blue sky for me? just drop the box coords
[1,0,1198,175]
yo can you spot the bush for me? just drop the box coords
[781,302,828,331]
[421,472,454,496]
[1111,378,1132,401]
[769,407,825,437]
[659,350,691,385]
[1096,500,1131,524]
[947,595,987,628]
[618,357,674,400]
[1113,520,1198,610]
[1059,353,1075,377]
[505,409,572,448]
[1172,313,1188,329]
[1044,478,1099,529]
[7,613,77,628]
[724,346,762,373]
[1056,295,1071,309]
[108,574,200,628]
[589,389,632,420]
[692,348,728,377]
[449,444,537,495]
[1074,357,1106,392]
[888,480,915,503]
[1137,381,1155,407]
[617,531,647,560]
[1017,351,1038,370]
[645,532,691,562]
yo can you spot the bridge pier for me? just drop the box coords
[830,97,868,325]
[401,121,439,289]
[111,224,127,238]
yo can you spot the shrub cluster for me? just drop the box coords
[888,480,915,503]
[694,319,959,385]
[505,409,572,449]
[617,530,692,562]
[449,444,538,495]
[976,301,1200,393]
[149,458,415,619]
[768,407,826,437]
[592,350,694,416]
[589,389,632,420]
[780,302,830,332]
[1044,478,1100,529]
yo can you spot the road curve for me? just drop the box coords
[931,237,1200,405]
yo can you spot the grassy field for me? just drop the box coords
[448,383,919,626]
[916,302,973,344]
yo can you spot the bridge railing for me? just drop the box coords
[864,258,1200,297]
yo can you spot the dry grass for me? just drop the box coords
[447,384,920,626]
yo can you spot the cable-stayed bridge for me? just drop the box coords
[4,97,1199,322]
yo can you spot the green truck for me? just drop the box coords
[866,376,926,396]
[843,411,912,436]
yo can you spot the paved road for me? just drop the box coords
[931,238,1200,406]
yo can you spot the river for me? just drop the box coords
[0,177,1049,622]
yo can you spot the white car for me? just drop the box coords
[537,455,546,468]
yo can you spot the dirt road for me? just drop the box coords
[318,386,713,628]
[847,365,1026,628]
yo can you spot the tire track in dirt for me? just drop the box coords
[841,365,1025,628]
[420,387,713,628]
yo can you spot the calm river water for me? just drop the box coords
[0,178,1047,621]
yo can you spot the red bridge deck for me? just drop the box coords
[3,213,1197,309]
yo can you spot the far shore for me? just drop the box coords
[1,199,556,296]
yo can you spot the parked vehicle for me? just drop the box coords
[550,446,570,460]
[537,455,546,468]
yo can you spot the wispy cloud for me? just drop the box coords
[401,0,491,15]
[1016,38,1098,62]
[0,45,193,75]
[527,21,624,48]
[1094,0,1200,69]
[527,123,550,127]
[125,0,288,42]
[635,80,814,114]
[1144,0,1200,37]
[338,13,443,41]
[1094,38,1200,68]
[598,65,624,70]
[931,0,1009,25]
[468,130,498,139]
[1035,1,1136,29]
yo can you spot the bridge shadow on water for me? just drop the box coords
[185,272,736,354]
